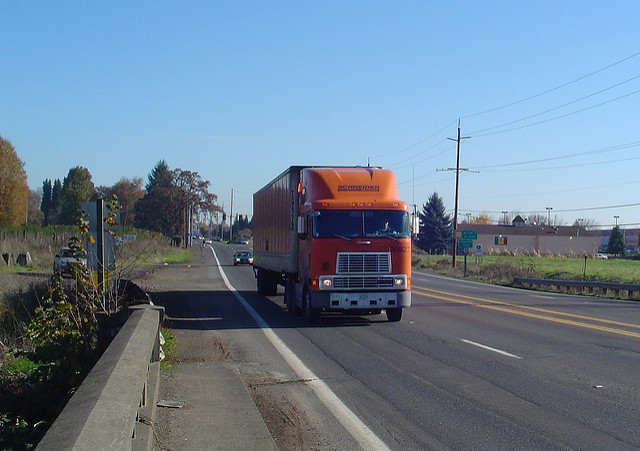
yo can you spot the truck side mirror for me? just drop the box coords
[297,216,307,239]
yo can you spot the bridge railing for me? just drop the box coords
[36,304,164,451]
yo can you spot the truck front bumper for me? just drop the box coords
[312,290,411,310]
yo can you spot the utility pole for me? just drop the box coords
[445,119,471,268]
[96,198,105,310]
[230,189,234,242]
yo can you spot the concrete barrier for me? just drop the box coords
[37,304,164,450]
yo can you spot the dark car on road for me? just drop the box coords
[233,250,253,265]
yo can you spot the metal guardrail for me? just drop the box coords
[514,277,640,299]
[36,304,164,451]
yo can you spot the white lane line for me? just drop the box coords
[461,339,522,359]
[210,247,390,450]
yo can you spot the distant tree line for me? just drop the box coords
[38,167,144,228]
[0,134,222,246]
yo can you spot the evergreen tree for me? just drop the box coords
[41,179,52,225]
[51,179,62,224]
[417,192,452,254]
[135,160,179,236]
[607,226,626,256]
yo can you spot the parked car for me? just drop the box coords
[53,247,87,275]
[233,250,253,265]
[236,238,250,245]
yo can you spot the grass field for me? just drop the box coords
[412,251,640,285]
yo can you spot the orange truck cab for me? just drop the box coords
[253,166,411,322]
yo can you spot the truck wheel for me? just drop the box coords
[256,269,267,295]
[285,277,301,315]
[266,274,278,296]
[386,308,402,322]
[303,289,320,323]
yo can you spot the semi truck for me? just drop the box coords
[252,166,411,322]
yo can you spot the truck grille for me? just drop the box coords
[332,276,395,289]
[337,252,391,274]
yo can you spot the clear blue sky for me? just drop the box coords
[2,1,639,228]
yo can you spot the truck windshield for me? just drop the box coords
[312,210,410,239]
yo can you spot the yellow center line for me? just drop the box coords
[413,286,640,339]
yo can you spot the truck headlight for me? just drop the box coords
[321,278,332,288]
[394,277,405,287]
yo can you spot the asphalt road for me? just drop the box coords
[155,242,640,449]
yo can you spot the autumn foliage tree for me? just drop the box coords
[470,214,492,225]
[0,135,29,227]
[95,177,144,227]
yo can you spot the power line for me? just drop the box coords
[472,88,640,138]
[380,52,640,171]
[381,52,640,170]
[458,202,640,215]
[463,179,640,201]
[469,140,640,170]
[482,155,640,173]
[368,119,457,161]
[554,202,640,213]
[468,74,640,136]
[390,143,454,170]
[462,50,640,119]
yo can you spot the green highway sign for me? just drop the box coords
[458,239,474,248]
[462,230,477,239]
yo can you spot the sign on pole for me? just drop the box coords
[82,201,119,272]
[458,239,474,248]
[462,230,478,239]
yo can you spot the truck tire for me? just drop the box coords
[386,308,402,322]
[303,288,320,323]
[257,269,278,296]
[285,277,301,315]
[265,272,278,296]
[256,269,264,295]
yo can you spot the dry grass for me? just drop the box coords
[0,227,193,351]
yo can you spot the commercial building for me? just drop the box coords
[457,216,600,256]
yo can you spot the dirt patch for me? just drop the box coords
[171,330,233,363]
[246,374,318,450]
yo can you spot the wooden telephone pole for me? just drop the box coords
[446,119,471,268]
